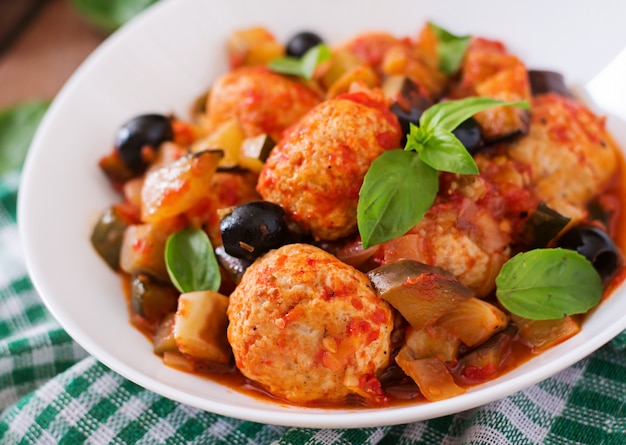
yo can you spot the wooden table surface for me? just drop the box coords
[0,0,105,109]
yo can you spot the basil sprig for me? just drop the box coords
[357,97,530,249]
[428,22,471,75]
[268,44,331,80]
[496,248,603,320]
[165,227,221,293]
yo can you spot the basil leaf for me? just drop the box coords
[0,101,49,174]
[70,0,158,33]
[419,128,479,174]
[358,150,438,248]
[419,97,530,132]
[428,22,471,76]
[300,44,332,79]
[268,44,331,80]
[495,248,603,320]
[165,227,221,293]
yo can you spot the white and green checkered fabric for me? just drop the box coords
[1,168,626,444]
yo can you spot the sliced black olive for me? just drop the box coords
[452,117,484,155]
[115,114,174,174]
[528,70,572,98]
[285,31,324,58]
[90,206,131,271]
[556,223,621,281]
[131,273,179,324]
[220,201,291,261]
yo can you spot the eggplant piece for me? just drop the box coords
[395,348,465,402]
[91,206,131,271]
[528,70,573,98]
[384,76,433,144]
[131,273,179,325]
[455,328,514,384]
[153,312,177,355]
[451,117,484,155]
[518,202,571,249]
[214,245,252,284]
[403,325,461,363]
[367,260,473,330]
[436,297,509,348]
[511,314,581,351]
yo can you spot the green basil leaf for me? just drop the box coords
[70,0,159,33]
[358,150,438,248]
[495,248,603,320]
[0,101,49,174]
[419,128,479,174]
[268,44,331,80]
[428,22,471,76]
[300,44,332,79]
[419,97,530,133]
[165,227,221,293]
[268,57,303,77]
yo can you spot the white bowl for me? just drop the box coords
[18,0,626,428]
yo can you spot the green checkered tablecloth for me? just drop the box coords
[1,168,626,445]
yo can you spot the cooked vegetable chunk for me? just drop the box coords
[367,260,472,330]
[395,348,465,402]
[174,290,231,365]
[140,150,223,223]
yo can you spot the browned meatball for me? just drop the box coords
[227,243,394,405]
[506,93,618,219]
[205,66,321,141]
[257,89,402,240]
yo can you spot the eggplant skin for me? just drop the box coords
[528,70,572,98]
[90,206,130,271]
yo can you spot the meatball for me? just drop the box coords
[379,194,511,297]
[506,93,618,218]
[204,66,321,141]
[257,89,402,240]
[227,243,394,405]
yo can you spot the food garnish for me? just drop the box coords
[357,97,530,249]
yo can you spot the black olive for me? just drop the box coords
[528,70,572,98]
[285,31,324,58]
[556,224,621,281]
[220,201,291,261]
[452,117,484,155]
[115,114,174,173]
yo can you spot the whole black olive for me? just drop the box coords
[556,223,621,281]
[452,117,484,155]
[285,31,324,58]
[115,114,174,173]
[220,201,291,261]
